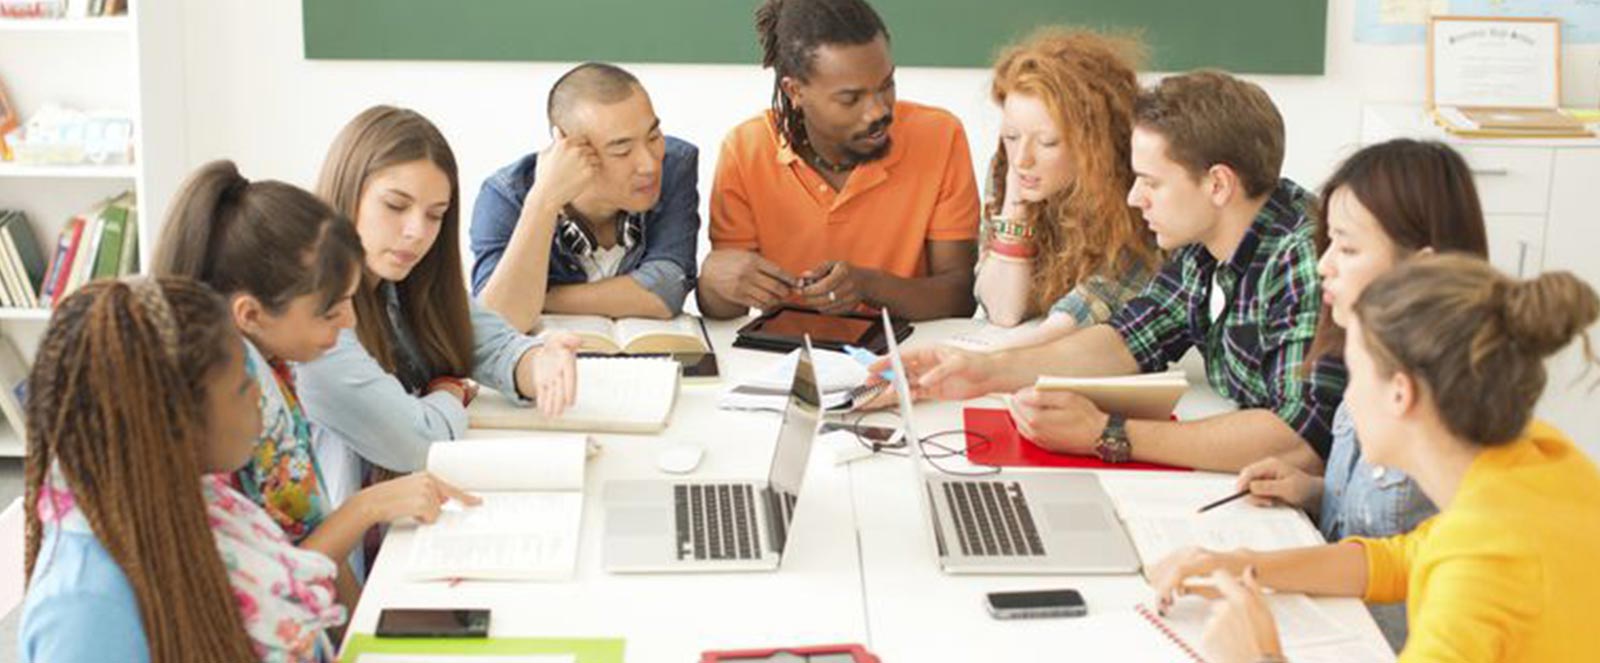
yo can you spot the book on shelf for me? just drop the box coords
[407,435,589,581]
[0,210,47,309]
[0,335,28,436]
[538,313,712,355]
[1431,106,1594,139]
[36,191,136,308]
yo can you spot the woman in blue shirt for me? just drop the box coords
[1233,138,1490,649]
[22,278,345,662]
[299,106,581,503]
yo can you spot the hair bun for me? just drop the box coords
[1502,271,1600,358]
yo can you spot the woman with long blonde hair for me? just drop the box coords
[974,28,1160,346]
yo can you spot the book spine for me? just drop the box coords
[65,213,104,299]
[92,203,127,279]
[44,217,85,308]
[0,233,23,308]
[5,212,48,302]
[115,209,137,275]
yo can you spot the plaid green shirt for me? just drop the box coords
[1108,178,1347,457]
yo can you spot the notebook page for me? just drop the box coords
[468,357,680,432]
[426,436,587,492]
[407,491,583,580]
[1124,508,1324,568]
[1078,608,1203,662]
[1154,593,1363,659]
[557,357,678,423]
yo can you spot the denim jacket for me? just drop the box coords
[1319,404,1438,541]
[468,136,700,315]
[1319,402,1438,651]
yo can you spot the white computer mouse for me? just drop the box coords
[656,444,704,475]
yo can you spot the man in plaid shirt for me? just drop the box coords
[882,71,1345,473]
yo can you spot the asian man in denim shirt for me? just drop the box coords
[471,62,699,331]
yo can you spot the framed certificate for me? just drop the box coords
[1428,16,1561,110]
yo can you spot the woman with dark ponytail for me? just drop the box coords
[20,278,345,662]
[1149,255,1600,663]
[155,160,480,605]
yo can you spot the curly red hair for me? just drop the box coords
[989,28,1160,313]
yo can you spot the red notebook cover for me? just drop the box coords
[963,407,1190,472]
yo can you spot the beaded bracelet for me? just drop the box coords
[987,218,1035,240]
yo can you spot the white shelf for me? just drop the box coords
[0,162,138,179]
[0,16,130,33]
[0,428,20,458]
[0,308,50,322]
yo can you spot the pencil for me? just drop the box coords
[1197,488,1251,513]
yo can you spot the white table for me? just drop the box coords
[344,318,1392,661]
[845,321,1391,661]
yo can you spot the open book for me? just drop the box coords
[539,314,710,355]
[469,356,680,434]
[1034,370,1187,420]
[407,436,588,581]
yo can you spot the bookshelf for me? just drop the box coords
[0,2,187,456]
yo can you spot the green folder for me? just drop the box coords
[340,634,624,662]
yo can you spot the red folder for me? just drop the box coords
[963,407,1190,472]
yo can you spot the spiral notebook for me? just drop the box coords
[1101,594,1381,663]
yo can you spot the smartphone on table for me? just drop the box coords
[985,589,1087,619]
[375,608,491,638]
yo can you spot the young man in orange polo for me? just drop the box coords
[697,0,980,321]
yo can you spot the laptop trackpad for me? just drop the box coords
[1044,502,1111,532]
[609,508,671,537]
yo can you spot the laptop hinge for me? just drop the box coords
[761,486,788,554]
[924,483,948,557]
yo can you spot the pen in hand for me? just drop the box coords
[1196,488,1251,514]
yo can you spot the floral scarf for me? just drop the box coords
[38,467,347,662]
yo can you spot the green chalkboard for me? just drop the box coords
[303,0,1326,75]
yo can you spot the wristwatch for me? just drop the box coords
[1094,413,1131,463]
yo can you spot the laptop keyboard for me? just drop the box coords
[674,484,763,561]
[942,481,1046,557]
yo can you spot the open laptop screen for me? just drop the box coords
[766,341,822,508]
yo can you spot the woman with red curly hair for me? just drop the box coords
[975,28,1160,346]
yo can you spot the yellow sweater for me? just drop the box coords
[1347,422,1600,662]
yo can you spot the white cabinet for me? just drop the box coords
[0,6,187,456]
[1362,105,1600,459]
[1538,148,1600,454]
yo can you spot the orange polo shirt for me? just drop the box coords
[709,101,981,279]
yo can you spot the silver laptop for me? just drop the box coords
[881,309,1141,575]
[602,340,823,573]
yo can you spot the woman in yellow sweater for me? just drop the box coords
[1147,254,1600,663]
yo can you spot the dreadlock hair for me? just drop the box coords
[24,277,254,661]
[755,0,889,150]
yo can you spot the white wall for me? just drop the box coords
[178,0,1600,257]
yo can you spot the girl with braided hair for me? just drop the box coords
[19,277,345,662]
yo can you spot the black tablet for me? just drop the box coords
[733,306,911,353]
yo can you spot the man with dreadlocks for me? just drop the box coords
[698,0,980,321]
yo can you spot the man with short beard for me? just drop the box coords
[697,0,980,322]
